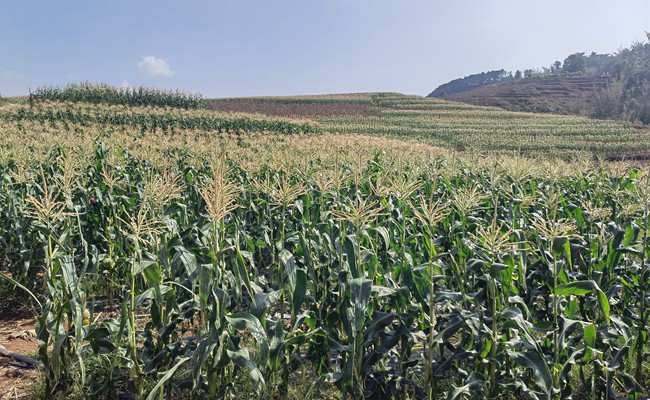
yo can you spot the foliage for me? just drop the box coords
[3,101,320,135]
[318,93,636,155]
[427,33,650,125]
[428,70,514,98]
[2,99,650,400]
[562,53,587,74]
[30,82,207,109]
[3,92,650,399]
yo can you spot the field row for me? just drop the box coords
[3,101,319,135]
[207,92,642,156]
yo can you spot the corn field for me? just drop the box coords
[4,101,320,135]
[2,93,650,399]
[29,83,207,109]
[209,93,647,156]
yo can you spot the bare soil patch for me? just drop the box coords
[606,151,650,162]
[603,126,650,162]
[207,99,379,118]
[0,307,38,400]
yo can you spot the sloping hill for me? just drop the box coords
[428,36,650,124]
[439,77,609,115]
[208,92,646,156]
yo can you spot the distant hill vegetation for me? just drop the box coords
[428,33,650,124]
[428,70,515,97]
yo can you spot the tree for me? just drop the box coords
[562,52,586,74]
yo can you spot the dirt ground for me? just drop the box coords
[207,99,379,118]
[0,307,38,400]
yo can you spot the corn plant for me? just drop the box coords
[4,96,650,400]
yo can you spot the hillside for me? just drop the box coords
[4,87,646,157]
[439,77,610,115]
[427,69,515,98]
[209,92,645,156]
[427,35,650,124]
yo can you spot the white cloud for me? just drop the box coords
[137,56,174,78]
[120,79,131,89]
[1,70,30,96]
[3,70,27,81]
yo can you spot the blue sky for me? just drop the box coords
[1,0,649,98]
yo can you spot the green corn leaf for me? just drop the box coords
[344,235,360,279]
[555,280,610,322]
[508,350,553,398]
[0,271,42,309]
[142,262,161,288]
[280,249,307,318]
[555,281,595,296]
[372,226,390,251]
[292,269,307,318]
[226,346,266,396]
[349,278,372,335]
[145,357,190,400]
[584,323,596,349]
[172,245,197,281]
[226,312,270,367]
[447,372,485,400]
[235,248,257,305]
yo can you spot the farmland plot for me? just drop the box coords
[211,93,647,156]
[1,93,650,399]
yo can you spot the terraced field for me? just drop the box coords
[8,91,644,156]
[210,92,648,156]
[438,77,610,115]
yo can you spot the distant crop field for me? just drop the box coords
[207,98,379,118]
[210,92,648,157]
[3,100,319,135]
